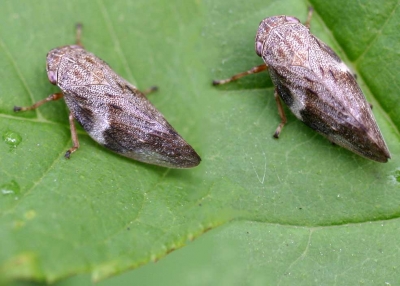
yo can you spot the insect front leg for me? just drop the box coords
[13,92,64,112]
[13,92,81,159]
[304,6,314,28]
[75,23,83,47]
[64,112,80,159]
[273,89,287,138]
[212,64,268,85]
[142,86,158,96]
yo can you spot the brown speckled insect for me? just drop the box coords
[213,8,390,163]
[14,24,201,168]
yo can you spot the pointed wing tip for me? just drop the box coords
[367,146,391,163]
[178,150,202,168]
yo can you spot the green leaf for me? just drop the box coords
[1,0,399,285]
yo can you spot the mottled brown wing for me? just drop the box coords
[59,50,200,168]
[268,34,389,162]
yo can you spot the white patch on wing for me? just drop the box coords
[89,112,110,145]
[337,61,351,73]
[290,97,305,119]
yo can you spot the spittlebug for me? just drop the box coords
[14,24,201,168]
[213,8,390,163]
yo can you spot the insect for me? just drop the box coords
[213,8,390,163]
[14,24,201,168]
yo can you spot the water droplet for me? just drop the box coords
[3,131,22,147]
[1,180,21,196]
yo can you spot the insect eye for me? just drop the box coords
[47,70,57,85]
[256,41,263,57]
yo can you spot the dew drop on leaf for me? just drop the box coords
[1,180,21,197]
[2,130,22,147]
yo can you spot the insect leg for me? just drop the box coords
[305,7,314,28]
[64,112,80,159]
[212,64,268,85]
[75,23,83,47]
[13,92,64,112]
[142,86,159,96]
[273,89,287,138]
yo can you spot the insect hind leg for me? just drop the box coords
[273,89,287,138]
[64,112,80,159]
